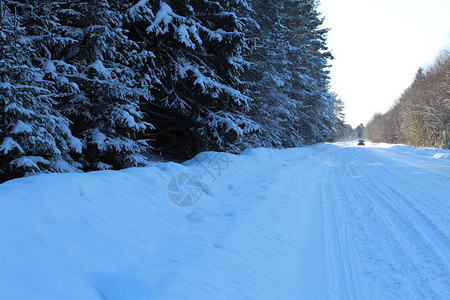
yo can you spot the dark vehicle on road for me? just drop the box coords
[358,139,365,146]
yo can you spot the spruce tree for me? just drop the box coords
[133,0,259,157]
[27,0,155,170]
[245,0,334,147]
[0,1,81,182]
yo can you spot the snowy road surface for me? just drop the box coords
[0,142,449,299]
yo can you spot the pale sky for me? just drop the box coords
[318,0,450,127]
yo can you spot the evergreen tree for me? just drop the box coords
[330,93,352,141]
[25,0,155,170]
[0,1,82,182]
[133,0,259,157]
[355,123,364,139]
[244,0,334,147]
[0,0,338,182]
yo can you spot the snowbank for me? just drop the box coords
[0,147,318,299]
[369,143,450,160]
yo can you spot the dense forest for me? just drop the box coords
[0,0,336,182]
[365,50,450,149]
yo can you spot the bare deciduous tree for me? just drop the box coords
[365,50,450,149]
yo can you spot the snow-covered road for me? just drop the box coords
[315,144,450,299]
[0,142,449,299]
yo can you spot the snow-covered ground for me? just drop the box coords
[0,142,449,299]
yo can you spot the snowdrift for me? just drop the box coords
[367,142,450,160]
[0,146,318,299]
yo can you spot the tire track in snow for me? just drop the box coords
[341,147,449,298]
[351,152,450,297]
[359,158,450,265]
[320,147,366,300]
[362,150,450,248]
[341,154,427,298]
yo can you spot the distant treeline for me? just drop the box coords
[365,50,450,149]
